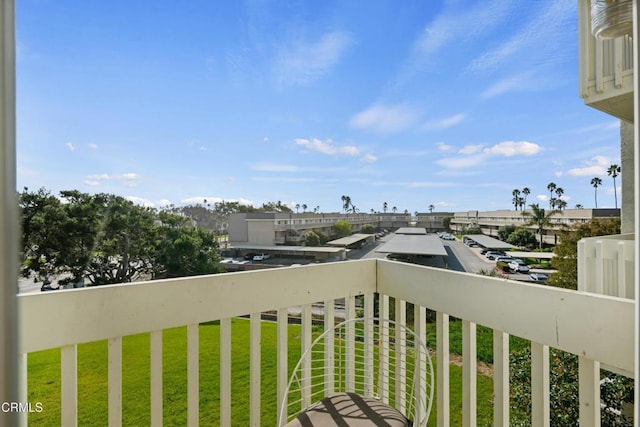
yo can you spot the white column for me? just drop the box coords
[0,2,18,422]
[633,0,640,422]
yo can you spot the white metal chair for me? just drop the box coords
[279,317,434,426]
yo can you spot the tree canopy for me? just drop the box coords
[20,188,223,287]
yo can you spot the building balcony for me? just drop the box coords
[579,0,634,122]
[18,258,633,426]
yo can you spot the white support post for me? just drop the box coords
[395,298,406,414]
[150,331,162,427]
[0,2,18,423]
[579,356,601,426]
[414,305,427,424]
[187,324,199,427]
[108,337,122,427]
[61,345,78,427]
[531,342,550,427]
[345,297,356,393]
[633,1,640,420]
[462,321,476,427]
[220,318,232,427]
[250,313,261,427]
[324,300,335,397]
[493,330,509,427]
[436,312,449,427]
[379,295,390,404]
[364,292,374,397]
[301,304,312,406]
[277,308,288,426]
[18,352,27,427]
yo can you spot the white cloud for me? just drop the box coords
[361,153,377,163]
[567,155,615,177]
[536,194,548,202]
[88,143,98,149]
[436,154,487,169]
[275,31,353,87]
[483,141,542,156]
[480,73,532,99]
[436,142,454,152]
[125,196,155,208]
[295,138,360,156]
[423,113,466,131]
[65,142,75,152]
[253,163,300,172]
[349,103,420,134]
[83,172,141,187]
[157,199,172,207]
[459,144,484,155]
[199,146,207,151]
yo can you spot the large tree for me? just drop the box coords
[521,203,560,249]
[546,182,557,209]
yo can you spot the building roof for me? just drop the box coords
[327,233,374,247]
[231,244,344,254]
[463,235,515,250]
[395,227,427,235]
[375,234,448,256]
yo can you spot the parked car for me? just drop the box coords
[40,283,59,292]
[529,273,549,282]
[441,234,455,241]
[495,256,515,263]
[485,251,506,260]
[508,259,530,273]
[244,252,258,260]
[253,253,271,261]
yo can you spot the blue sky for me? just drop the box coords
[16,0,622,213]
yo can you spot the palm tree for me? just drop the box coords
[522,187,530,207]
[295,203,300,213]
[547,182,557,209]
[554,187,564,209]
[556,199,567,210]
[591,177,602,208]
[302,204,307,213]
[383,202,388,213]
[607,164,621,208]
[428,204,435,213]
[575,204,584,209]
[341,195,352,213]
[512,189,521,210]
[522,203,561,249]
[392,206,397,214]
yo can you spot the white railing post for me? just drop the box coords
[436,312,449,427]
[61,345,78,427]
[493,330,509,427]
[414,305,427,425]
[301,304,312,406]
[531,342,550,427]
[579,356,601,426]
[345,297,356,392]
[277,307,288,426]
[220,318,231,427]
[150,330,162,427]
[250,312,261,427]
[364,292,374,397]
[462,320,476,427]
[108,337,122,427]
[187,324,199,427]
[395,298,406,414]
[379,295,390,404]
[323,300,335,397]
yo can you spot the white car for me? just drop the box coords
[253,253,271,261]
[508,259,530,273]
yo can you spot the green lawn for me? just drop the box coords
[28,319,495,426]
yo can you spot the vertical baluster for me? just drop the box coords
[345,297,355,392]
[595,38,604,93]
[364,292,374,396]
[462,321,476,427]
[277,308,288,426]
[414,305,426,424]
[220,318,231,427]
[614,37,624,87]
[531,342,550,427]
[150,330,162,427]
[436,312,449,427]
[250,313,261,427]
[379,294,390,404]
[324,300,335,397]
[187,324,199,427]
[19,352,27,427]
[595,240,604,294]
[395,298,406,413]
[579,356,601,426]
[61,344,78,427]
[108,337,122,427]
[301,304,312,407]
[493,330,509,427]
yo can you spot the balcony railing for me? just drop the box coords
[18,259,633,426]
[578,233,635,299]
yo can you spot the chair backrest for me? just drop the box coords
[279,317,434,426]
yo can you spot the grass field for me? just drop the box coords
[28,318,495,426]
